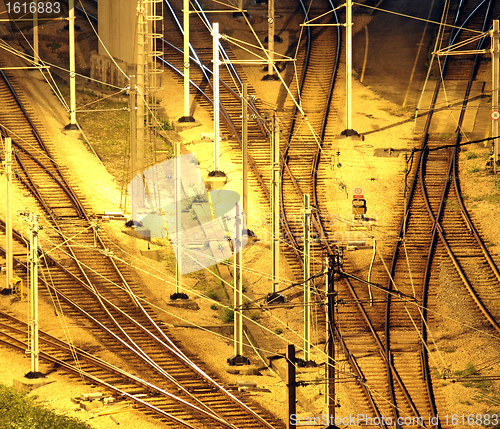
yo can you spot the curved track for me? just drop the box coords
[0,67,283,428]
[335,0,500,427]
[2,0,500,427]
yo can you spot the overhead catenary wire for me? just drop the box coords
[37,228,353,379]
[353,1,486,34]
[35,212,500,376]
[5,0,498,412]
[35,216,345,369]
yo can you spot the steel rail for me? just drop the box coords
[0,315,226,429]
[419,0,500,335]
[0,311,236,429]
[161,1,272,200]
[0,242,235,424]
[0,218,271,428]
[310,0,342,254]
[343,277,422,424]
[0,69,86,219]
[0,64,279,429]
[386,0,497,425]
[278,0,313,264]
[383,0,469,422]
[332,322,388,429]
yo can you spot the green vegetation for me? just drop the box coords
[50,77,174,192]
[454,363,492,390]
[148,112,173,131]
[250,312,260,322]
[230,279,246,292]
[274,327,283,335]
[46,41,61,52]
[182,194,209,212]
[468,164,481,173]
[471,194,500,204]
[0,383,91,429]
[206,289,219,302]
[221,307,234,323]
[465,151,478,160]
[210,303,219,310]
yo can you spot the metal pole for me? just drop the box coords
[327,255,336,419]
[346,0,353,131]
[267,0,275,76]
[33,11,39,66]
[492,20,499,173]
[287,344,296,429]
[29,213,40,375]
[136,1,145,180]
[213,22,220,171]
[68,0,76,127]
[234,202,243,357]
[5,137,12,292]
[175,140,182,293]
[242,84,248,219]
[271,111,280,293]
[129,75,138,220]
[303,194,311,362]
[182,0,192,121]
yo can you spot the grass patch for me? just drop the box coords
[210,303,219,310]
[472,194,500,204]
[454,363,493,390]
[274,327,283,335]
[206,289,219,302]
[445,200,460,211]
[468,164,481,173]
[221,307,234,323]
[0,383,91,429]
[380,106,409,117]
[465,151,478,159]
[250,312,260,322]
[50,77,174,190]
[230,279,246,292]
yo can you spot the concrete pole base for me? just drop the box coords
[227,355,251,366]
[339,129,364,140]
[262,74,280,81]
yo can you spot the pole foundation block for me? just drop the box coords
[172,119,201,132]
[227,355,251,366]
[339,129,364,140]
[63,123,79,131]
[13,375,53,393]
[262,74,280,81]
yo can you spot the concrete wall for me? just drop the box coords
[98,0,137,64]
[91,0,137,87]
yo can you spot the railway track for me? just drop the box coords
[0,309,269,428]
[0,65,283,428]
[2,0,499,427]
[333,0,500,427]
[151,0,500,426]
[161,0,431,425]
